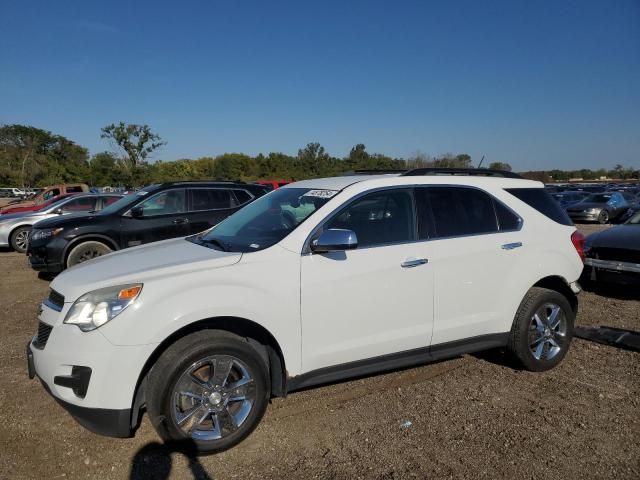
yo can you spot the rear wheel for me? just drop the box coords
[507,287,574,372]
[146,330,270,454]
[10,226,31,253]
[66,241,112,268]
[597,210,609,224]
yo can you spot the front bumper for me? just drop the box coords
[567,212,600,222]
[583,258,640,286]
[27,301,158,438]
[27,341,132,437]
[585,258,640,274]
[26,236,67,272]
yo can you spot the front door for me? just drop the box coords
[120,188,190,248]
[301,188,434,372]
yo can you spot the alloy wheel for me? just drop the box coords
[528,303,567,361]
[171,355,257,441]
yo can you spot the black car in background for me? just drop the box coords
[27,181,269,273]
[583,210,640,286]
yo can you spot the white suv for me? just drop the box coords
[27,169,585,453]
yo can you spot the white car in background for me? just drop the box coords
[28,169,584,454]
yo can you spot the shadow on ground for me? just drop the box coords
[130,440,214,480]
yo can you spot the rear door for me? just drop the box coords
[416,186,524,347]
[120,188,190,247]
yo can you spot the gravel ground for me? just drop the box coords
[0,224,638,480]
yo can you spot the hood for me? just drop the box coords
[34,212,99,229]
[567,202,607,211]
[586,225,640,252]
[51,237,242,302]
[0,200,36,212]
[0,210,49,222]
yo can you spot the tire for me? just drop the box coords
[66,240,112,268]
[507,287,574,372]
[597,210,609,224]
[10,226,31,253]
[146,330,270,455]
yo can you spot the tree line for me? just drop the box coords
[0,123,637,188]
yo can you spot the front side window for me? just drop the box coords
[425,187,498,238]
[194,187,337,252]
[139,189,186,216]
[325,189,416,248]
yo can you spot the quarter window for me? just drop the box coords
[325,189,416,248]
[232,189,252,206]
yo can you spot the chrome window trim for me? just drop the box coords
[301,184,524,254]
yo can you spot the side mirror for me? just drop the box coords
[131,206,144,218]
[311,229,358,253]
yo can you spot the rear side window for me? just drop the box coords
[66,186,84,193]
[190,189,233,211]
[103,196,121,206]
[60,197,98,213]
[506,188,572,226]
[424,187,498,238]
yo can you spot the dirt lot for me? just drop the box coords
[0,225,638,480]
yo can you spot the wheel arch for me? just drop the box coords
[531,275,578,315]
[62,234,119,266]
[129,316,286,434]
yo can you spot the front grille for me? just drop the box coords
[46,289,65,311]
[33,321,53,350]
[590,247,640,264]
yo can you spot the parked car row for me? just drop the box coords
[547,184,640,224]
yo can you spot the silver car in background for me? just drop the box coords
[0,194,122,253]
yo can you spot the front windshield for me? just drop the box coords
[193,187,338,252]
[584,194,612,203]
[97,186,160,216]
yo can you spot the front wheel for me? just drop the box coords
[146,330,270,454]
[10,226,31,253]
[507,287,574,372]
[597,210,609,224]
[66,241,112,268]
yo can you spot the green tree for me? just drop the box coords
[101,122,165,185]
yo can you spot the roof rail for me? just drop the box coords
[401,168,522,179]
[341,169,408,176]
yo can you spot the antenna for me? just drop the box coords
[477,155,485,169]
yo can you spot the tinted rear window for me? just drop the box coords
[506,188,573,226]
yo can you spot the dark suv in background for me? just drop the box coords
[27,181,268,273]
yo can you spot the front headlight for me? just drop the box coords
[585,208,600,214]
[64,284,143,332]
[31,228,64,241]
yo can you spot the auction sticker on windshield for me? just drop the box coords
[302,189,338,199]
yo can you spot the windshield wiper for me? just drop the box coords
[201,238,229,252]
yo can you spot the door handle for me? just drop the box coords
[501,242,523,250]
[173,217,189,225]
[401,258,428,268]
